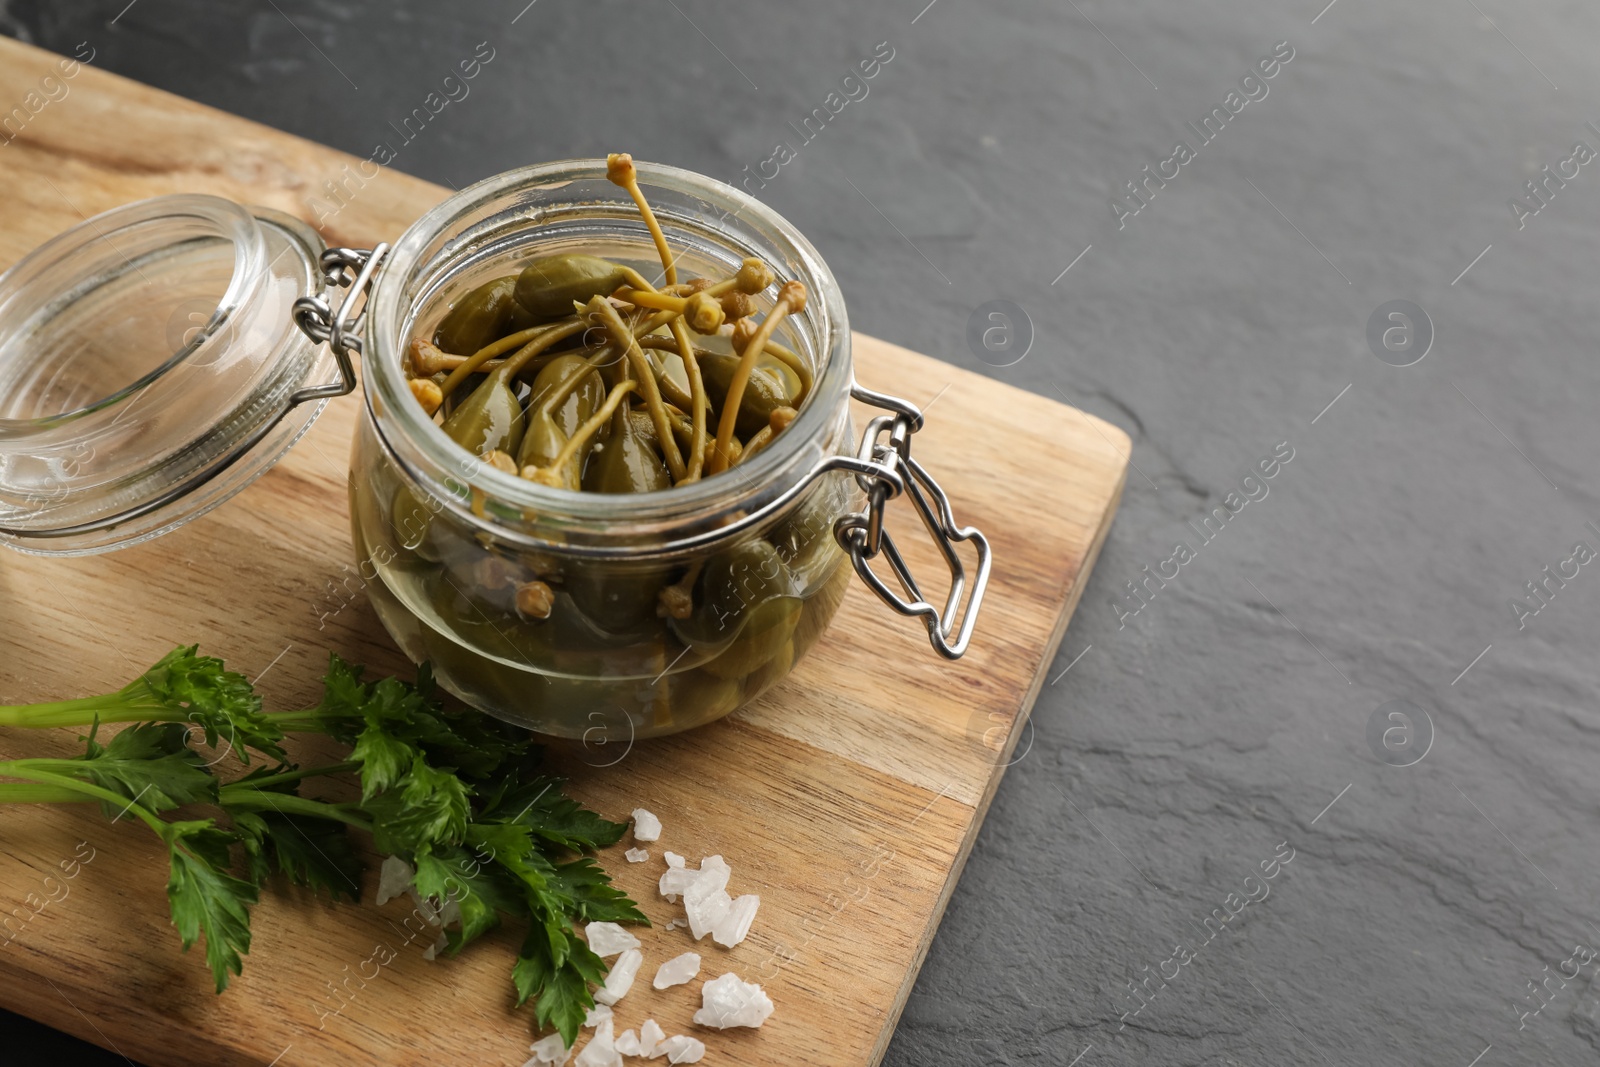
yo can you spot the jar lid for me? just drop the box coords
[0,194,339,555]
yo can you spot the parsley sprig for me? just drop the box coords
[0,647,641,1046]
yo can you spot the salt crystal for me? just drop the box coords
[694,972,775,1029]
[657,1035,706,1064]
[695,855,731,892]
[375,856,414,906]
[638,1019,666,1057]
[712,894,761,948]
[625,848,650,863]
[584,1004,612,1029]
[664,919,685,931]
[683,858,732,940]
[614,1030,641,1057]
[585,921,641,958]
[575,1017,622,1067]
[594,947,642,1005]
[653,951,701,989]
[525,1032,573,1067]
[659,866,699,900]
[421,928,448,960]
[632,808,662,842]
[664,851,685,869]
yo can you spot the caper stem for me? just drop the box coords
[670,317,709,482]
[735,424,774,465]
[708,282,806,474]
[530,379,637,483]
[760,339,813,405]
[585,297,688,482]
[608,152,678,286]
[621,271,710,484]
[438,319,585,400]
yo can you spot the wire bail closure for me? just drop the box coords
[833,383,992,659]
[290,244,388,398]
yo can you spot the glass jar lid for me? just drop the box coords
[0,194,338,555]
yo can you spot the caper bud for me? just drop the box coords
[434,275,537,356]
[513,254,630,322]
[699,351,804,438]
[441,372,526,458]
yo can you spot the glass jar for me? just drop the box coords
[0,159,990,741]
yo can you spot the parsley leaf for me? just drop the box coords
[485,775,630,852]
[77,721,217,813]
[547,857,649,925]
[231,807,363,902]
[513,924,607,1046]
[365,754,472,855]
[138,646,284,763]
[160,819,257,994]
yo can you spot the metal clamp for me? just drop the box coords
[834,383,992,659]
[290,244,388,402]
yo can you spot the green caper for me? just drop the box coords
[441,370,526,458]
[702,539,792,624]
[515,354,606,486]
[699,351,803,438]
[742,637,796,700]
[565,560,671,640]
[665,668,744,729]
[389,484,439,561]
[514,254,630,322]
[583,401,670,495]
[701,597,800,680]
[531,353,606,438]
[434,275,538,356]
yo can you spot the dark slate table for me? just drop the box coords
[5,2,1599,1064]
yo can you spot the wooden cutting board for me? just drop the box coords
[0,37,1127,1067]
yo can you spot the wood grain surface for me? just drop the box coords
[0,37,1128,1067]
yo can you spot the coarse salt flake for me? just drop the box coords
[712,894,760,948]
[585,921,641,958]
[632,808,662,842]
[638,1019,666,1057]
[524,1032,572,1067]
[625,848,650,863]
[664,851,686,868]
[614,1030,641,1057]
[659,866,699,900]
[694,972,775,1030]
[682,857,732,940]
[656,1034,706,1064]
[575,1017,621,1067]
[594,947,642,1005]
[375,855,414,906]
[584,1004,612,1029]
[653,951,702,989]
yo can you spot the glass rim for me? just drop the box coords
[0,193,267,434]
[362,157,853,543]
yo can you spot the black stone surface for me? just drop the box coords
[4,1,1600,1065]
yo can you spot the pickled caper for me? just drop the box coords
[700,596,800,680]
[514,254,630,321]
[441,369,526,458]
[530,353,606,438]
[515,355,605,486]
[699,351,803,438]
[434,275,538,356]
[583,400,670,495]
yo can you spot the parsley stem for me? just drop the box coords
[0,692,165,728]
[0,782,94,803]
[231,761,360,791]
[218,789,373,832]
[0,763,166,834]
